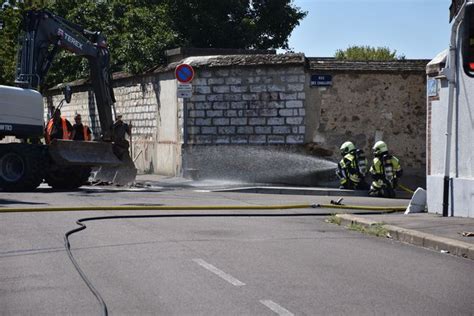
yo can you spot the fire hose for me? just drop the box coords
[0,203,407,315]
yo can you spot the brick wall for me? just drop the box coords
[185,57,306,145]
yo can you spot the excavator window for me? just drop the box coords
[462,4,474,76]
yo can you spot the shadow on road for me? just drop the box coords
[0,198,47,206]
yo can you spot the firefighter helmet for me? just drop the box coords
[340,141,356,156]
[373,141,388,156]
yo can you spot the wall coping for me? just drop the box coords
[48,53,306,91]
[47,53,429,92]
[308,57,429,73]
[165,47,276,63]
[153,53,306,72]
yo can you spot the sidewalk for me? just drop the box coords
[335,212,474,260]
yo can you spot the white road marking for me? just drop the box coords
[260,300,294,316]
[192,258,245,286]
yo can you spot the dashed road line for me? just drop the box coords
[192,258,245,286]
[260,300,294,316]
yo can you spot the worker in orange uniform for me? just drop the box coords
[71,113,92,141]
[45,108,73,144]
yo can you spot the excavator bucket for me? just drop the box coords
[48,140,121,166]
[48,140,137,185]
[90,154,137,186]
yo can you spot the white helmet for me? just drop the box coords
[373,141,388,156]
[340,141,356,156]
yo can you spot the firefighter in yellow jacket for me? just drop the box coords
[369,141,402,198]
[336,141,369,190]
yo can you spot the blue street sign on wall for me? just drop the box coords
[310,74,332,87]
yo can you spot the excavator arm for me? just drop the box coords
[15,9,115,135]
[10,9,136,186]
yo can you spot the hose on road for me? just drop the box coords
[1,202,407,315]
[59,202,407,315]
[65,211,399,316]
[398,183,415,194]
[0,203,407,213]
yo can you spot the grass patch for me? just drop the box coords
[349,222,389,238]
[325,214,342,225]
[325,216,390,238]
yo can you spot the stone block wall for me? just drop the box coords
[184,56,306,145]
[305,72,426,169]
[45,75,159,138]
[44,73,172,174]
[304,58,428,187]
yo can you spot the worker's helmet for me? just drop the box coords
[373,141,388,156]
[340,141,356,156]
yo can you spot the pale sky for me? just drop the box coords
[285,0,452,59]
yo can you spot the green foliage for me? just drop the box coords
[46,0,178,85]
[0,0,306,87]
[0,6,21,85]
[335,45,405,61]
[348,222,390,238]
[0,0,54,85]
[325,214,342,225]
[167,0,307,50]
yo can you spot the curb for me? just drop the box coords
[335,214,474,260]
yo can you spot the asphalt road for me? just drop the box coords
[1,186,473,315]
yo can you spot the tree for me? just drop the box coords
[0,0,306,87]
[47,0,179,84]
[0,0,180,86]
[335,45,405,61]
[0,0,54,85]
[167,0,307,50]
[0,5,21,86]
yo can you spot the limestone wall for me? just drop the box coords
[304,59,428,186]
[186,65,306,145]
[44,72,181,175]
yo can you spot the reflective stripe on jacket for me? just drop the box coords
[369,154,402,188]
[338,153,362,184]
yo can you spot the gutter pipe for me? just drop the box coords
[442,2,467,217]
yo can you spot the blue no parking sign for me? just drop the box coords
[175,64,195,83]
